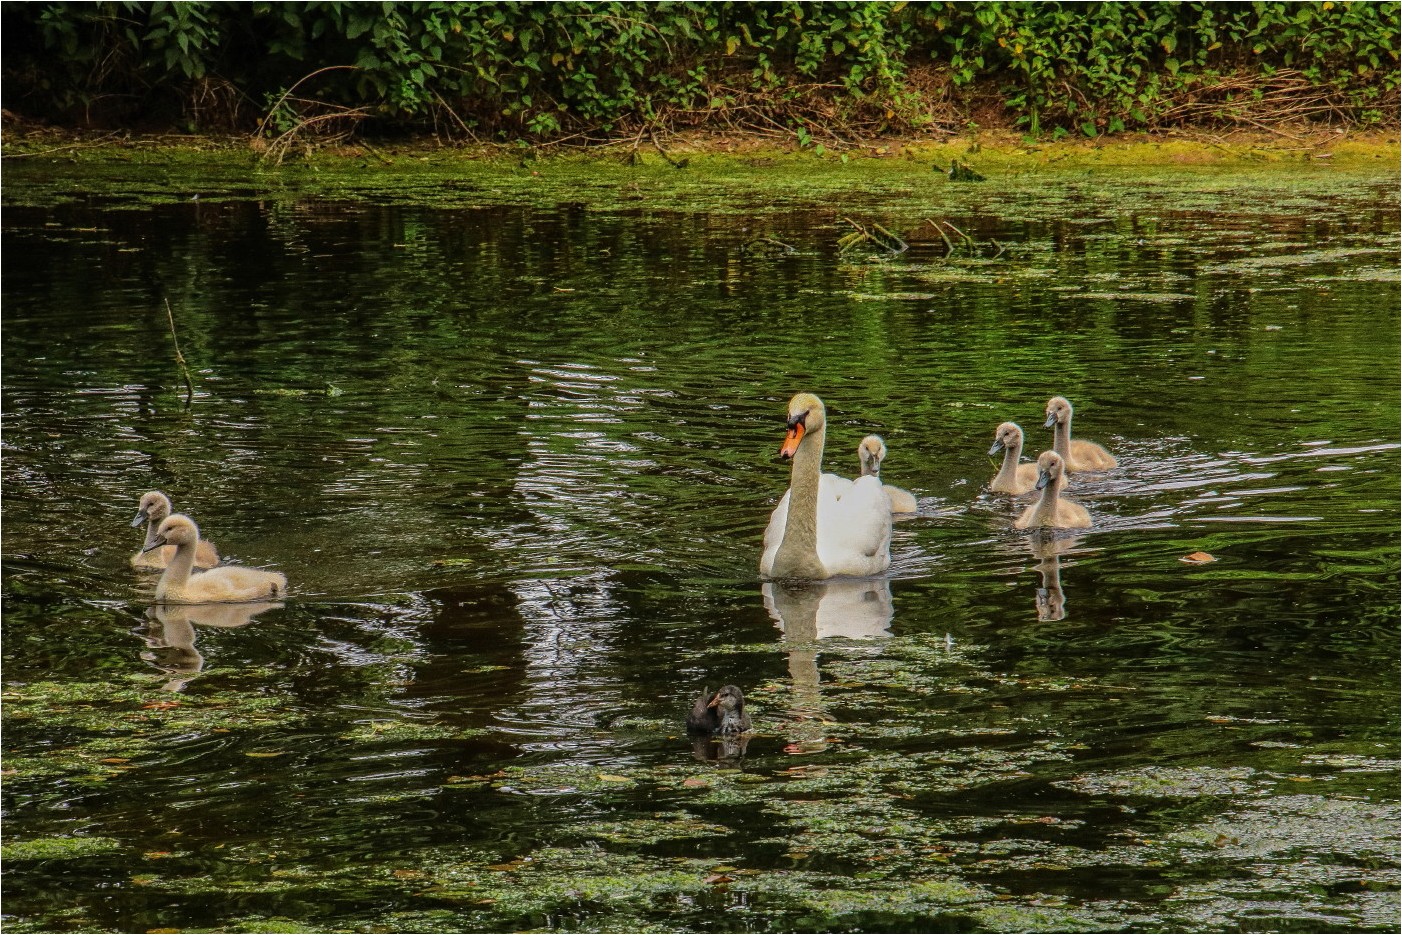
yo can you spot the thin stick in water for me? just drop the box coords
[163,298,195,407]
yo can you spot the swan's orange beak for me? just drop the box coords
[707,692,722,709]
[779,421,805,459]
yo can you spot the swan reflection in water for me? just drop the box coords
[135,601,283,691]
[1026,531,1086,622]
[763,577,893,754]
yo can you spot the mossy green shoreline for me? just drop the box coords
[4,130,1397,214]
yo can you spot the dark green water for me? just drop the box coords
[2,155,1398,933]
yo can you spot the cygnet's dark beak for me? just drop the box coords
[1044,412,1057,428]
[141,535,167,553]
[988,438,1005,455]
[131,509,149,528]
[1035,469,1051,491]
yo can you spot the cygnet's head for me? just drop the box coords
[858,435,887,477]
[1034,451,1067,490]
[132,491,174,528]
[1044,396,1073,428]
[143,513,201,552]
[989,422,1024,455]
[780,393,827,460]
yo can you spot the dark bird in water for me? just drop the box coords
[685,685,752,735]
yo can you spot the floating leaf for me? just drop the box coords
[245,751,286,758]
[1180,551,1217,564]
[597,774,632,783]
[486,859,529,872]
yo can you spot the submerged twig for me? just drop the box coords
[941,219,973,247]
[928,219,955,255]
[164,298,195,408]
[925,217,1000,259]
[839,217,908,255]
[745,236,797,255]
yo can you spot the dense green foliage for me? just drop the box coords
[3,1,1397,142]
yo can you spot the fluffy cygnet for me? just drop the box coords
[1014,451,1092,530]
[131,491,220,570]
[1044,396,1117,472]
[146,514,286,603]
[987,422,1040,495]
[858,435,918,513]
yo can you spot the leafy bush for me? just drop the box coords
[1,1,1396,141]
[902,1,1401,135]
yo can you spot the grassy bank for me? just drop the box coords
[2,125,1397,172]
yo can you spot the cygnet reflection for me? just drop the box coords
[1026,531,1083,622]
[136,601,283,691]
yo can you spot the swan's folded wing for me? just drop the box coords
[820,472,855,501]
[822,475,892,564]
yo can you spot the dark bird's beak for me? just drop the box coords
[1043,412,1057,428]
[707,692,722,709]
[141,535,167,553]
[988,439,1005,455]
[131,509,149,528]
[1035,469,1050,491]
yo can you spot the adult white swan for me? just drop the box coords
[761,393,892,579]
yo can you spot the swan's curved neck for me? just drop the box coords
[1052,414,1072,461]
[993,437,1023,488]
[1027,473,1065,527]
[772,425,828,579]
[141,519,161,551]
[155,537,198,601]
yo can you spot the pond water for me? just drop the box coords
[2,153,1398,933]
